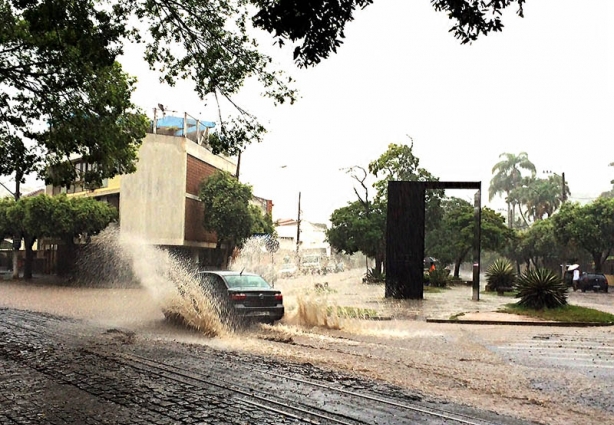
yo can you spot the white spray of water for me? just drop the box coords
[229,237,277,284]
[81,227,227,337]
[79,230,390,337]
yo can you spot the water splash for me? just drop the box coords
[77,226,226,337]
[77,231,378,336]
[229,237,278,285]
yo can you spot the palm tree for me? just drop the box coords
[511,176,570,224]
[489,152,536,228]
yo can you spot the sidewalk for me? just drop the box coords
[414,285,614,326]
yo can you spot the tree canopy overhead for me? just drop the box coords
[1,0,299,188]
[252,0,526,67]
[1,0,150,191]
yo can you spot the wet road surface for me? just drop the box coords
[0,308,533,425]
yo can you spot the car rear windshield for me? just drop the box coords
[224,275,271,289]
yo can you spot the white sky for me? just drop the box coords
[11,1,611,223]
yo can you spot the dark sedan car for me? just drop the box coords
[197,270,284,324]
[579,273,609,293]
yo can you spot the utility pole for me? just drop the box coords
[296,191,301,254]
[235,151,241,179]
[544,170,567,203]
[2,178,22,279]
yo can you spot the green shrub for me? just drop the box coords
[516,268,567,310]
[429,268,450,288]
[485,258,516,292]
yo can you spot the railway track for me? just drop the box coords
[111,351,505,425]
[0,308,533,424]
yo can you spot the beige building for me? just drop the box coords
[46,131,237,266]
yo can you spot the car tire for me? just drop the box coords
[605,287,609,293]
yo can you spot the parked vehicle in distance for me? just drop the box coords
[165,271,284,326]
[278,263,298,279]
[579,273,608,293]
[300,255,322,275]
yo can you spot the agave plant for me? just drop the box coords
[485,259,516,292]
[516,268,568,309]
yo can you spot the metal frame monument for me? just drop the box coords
[385,181,482,300]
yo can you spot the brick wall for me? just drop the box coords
[184,198,217,243]
[186,154,217,196]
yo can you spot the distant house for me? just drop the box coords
[250,195,273,216]
[275,218,330,256]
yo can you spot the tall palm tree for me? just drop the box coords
[489,152,536,228]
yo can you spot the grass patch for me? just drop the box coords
[500,304,614,323]
[424,286,444,293]
[327,306,379,319]
[481,290,517,297]
[449,312,466,321]
[312,282,337,294]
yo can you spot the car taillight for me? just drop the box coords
[275,293,283,301]
[231,293,246,301]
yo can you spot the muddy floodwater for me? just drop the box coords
[2,267,613,425]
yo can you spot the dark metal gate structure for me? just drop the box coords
[385,181,482,300]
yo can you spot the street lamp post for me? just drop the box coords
[544,170,568,278]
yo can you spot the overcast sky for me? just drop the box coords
[15,1,609,224]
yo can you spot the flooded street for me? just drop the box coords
[1,267,613,424]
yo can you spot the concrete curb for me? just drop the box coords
[426,318,614,327]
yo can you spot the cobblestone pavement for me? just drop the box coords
[0,308,534,425]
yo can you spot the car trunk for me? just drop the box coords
[228,288,281,307]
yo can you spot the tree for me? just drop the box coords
[509,175,570,225]
[426,197,512,277]
[326,199,386,270]
[368,141,443,230]
[252,0,526,67]
[0,196,14,239]
[249,204,275,235]
[332,165,387,272]
[0,133,38,277]
[0,195,117,278]
[599,162,614,198]
[2,0,297,180]
[49,195,118,276]
[552,199,614,273]
[0,59,147,278]
[489,152,536,228]
[199,171,256,268]
[328,141,440,274]
[1,1,147,184]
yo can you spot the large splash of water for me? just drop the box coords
[77,227,226,336]
[77,229,383,337]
